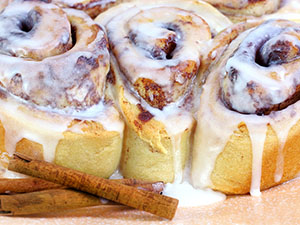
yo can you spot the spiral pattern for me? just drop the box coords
[192,19,300,195]
[0,0,124,180]
[95,0,232,183]
[221,20,300,115]
[97,0,231,110]
[50,0,127,18]
[0,0,110,111]
[203,0,281,17]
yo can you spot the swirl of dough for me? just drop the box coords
[202,0,281,22]
[50,0,129,18]
[192,19,300,195]
[97,0,231,110]
[0,0,124,179]
[221,20,300,115]
[0,0,110,111]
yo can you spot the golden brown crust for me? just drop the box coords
[0,1,123,179]
[96,0,231,183]
[118,86,194,182]
[203,0,281,23]
[55,122,123,178]
[51,0,132,18]
[210,119,300,194]
[193,19,300,194]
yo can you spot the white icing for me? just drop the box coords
[109,169,124,179]
[247,123,267,196]
[0,1,71,60]
[204,0,250,8]
[163,181,226,207]
[95,0,231,105]
[53,0,116,8]
[0,1,124,178]
[104,6,206,86]
[2,169,29,179]
[95,0,233,193]
[223,21,300,114]
[96,0,232,32]
[192,20,300,196]
[170,133,184,183]
[0,3,110,110]
[0,92,123,166]
[121,75,194,182]
[0,95,70,162]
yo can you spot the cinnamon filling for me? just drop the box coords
[107,6,210,109]
[221,20,300,115]
[0,1,110,111]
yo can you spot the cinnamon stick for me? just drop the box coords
[8,153,178,220]
[0,189,106,216]
[0,178,63,194]
[0,178,164,194]
[0,179,164,216]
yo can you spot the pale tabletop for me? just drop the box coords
[1,177,300,224]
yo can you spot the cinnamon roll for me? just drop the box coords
[96,0,232,183]
[202,0,281,22]
[192,19,300,194]
[50,0,130,18]
[0,0,124,178]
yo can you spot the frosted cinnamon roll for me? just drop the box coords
[96,0,232,183]
[192,19,300,195]
[0,0,124,178]
[203,0,281,22]
[50,0,130,18]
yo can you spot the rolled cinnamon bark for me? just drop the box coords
[0,189,105,216]
[0,178,164,194]
[0,178,164,216]
[7,154,178,220]
[0,178,63,194]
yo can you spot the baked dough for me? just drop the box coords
[0,0,124,178]
[192,19,300,194]
[96,0,232,183]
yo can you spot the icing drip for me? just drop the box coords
[0,1,72,60]
[96,0,232,109]
[222,20,300,115]
[106,6,207,108]
[50,0,122,18]
[0,92,123,166]
[170,133,184,183]
[52,0,117,10]
[0,2,110,111]
[96,0,231,185]
[163,181,225,207]
[247,123,267,196]
[203,0,281,17]
[192,20,300,195]
[121,73,194,182]
[0,1,124,177]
